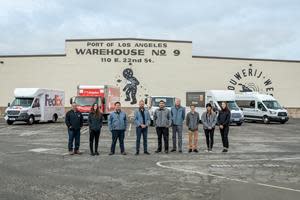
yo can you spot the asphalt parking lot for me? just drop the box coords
[0,119,299,200]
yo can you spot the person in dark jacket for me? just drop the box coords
[201,103,217,152]
[88,103,103,156]
[65,102,83,155]
[217,101,231,153]
[134,100,151,155]
[108,102,127,155]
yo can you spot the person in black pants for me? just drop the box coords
[65,102,83,155]
[201,103,217,152]
[108,102,127,155]
[217,101,231,153]
[88,103,103,156]
[154,100,172,154]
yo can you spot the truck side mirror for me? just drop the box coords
[7,102,10,107]
[240,107,243,111]
[144,98,148,105]
[70,97,74,105]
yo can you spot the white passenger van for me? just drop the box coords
[236,92,289,124]
[4,88,65,125]
[186,90,244,126]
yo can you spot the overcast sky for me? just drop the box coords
[1,0,299,60]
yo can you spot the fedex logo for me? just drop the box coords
[45,94,63,107]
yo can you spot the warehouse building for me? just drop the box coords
[0,38,299,117]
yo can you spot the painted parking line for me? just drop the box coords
[156,157,300,193]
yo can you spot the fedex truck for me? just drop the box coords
[72,85,120,121]
[4,88,65,125]
[236,92,289,124]
[186,90,244,126]
[145,96,176,126]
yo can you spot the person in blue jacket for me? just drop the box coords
[134,100,151,155]
[108,102,127,155]
[171,98,185,153]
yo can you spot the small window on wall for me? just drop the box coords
[186,92,205,107]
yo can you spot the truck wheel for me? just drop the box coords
[52,114,58,123]
[236,122,242,126]
[27,115,35,125]
[6,120,14,125]
[263,116,270,124]
[280,121,286,124]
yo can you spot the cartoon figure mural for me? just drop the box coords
[122,68,139,104]
[115,64,149,106]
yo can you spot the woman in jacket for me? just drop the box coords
[217,102,231,153]
[201,103,217,152]
[88,103,103,156]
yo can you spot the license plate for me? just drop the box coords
[233,118,239,122]
[9,118,16,121]
[281,117,285,120]
[83,116,88,120]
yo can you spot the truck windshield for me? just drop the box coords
[218,101,240,111]
[11,98,34,107]
[263,100,282,110]
[75,97,98,106]
[152,97,175,107]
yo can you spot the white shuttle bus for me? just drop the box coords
[236,92,289,124]
[4,88,65,125]
[186,90,244,126]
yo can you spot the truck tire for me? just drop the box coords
[280,121,286,124]
[263,116,270,124]
[7,120,14,125]
[236,122,242,126]
[27,115,35,125]
[52,114,58,123]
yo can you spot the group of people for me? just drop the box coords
[65,98,231,156]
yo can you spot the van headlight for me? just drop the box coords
[269,111,277,115]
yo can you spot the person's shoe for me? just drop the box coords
[109,152,114,156]
[193,149,198,153]
[144,151,150,155]
[165,150,169,154]
[179,150,183,153]
[135,152,139,155]
[171,149,176,152]
[121,152,127,155]
[222,149,228,153]
[69,151,74,155]
[205,149,209,152]
[188,149,192,153]
[95,152,99,156]
[155,150,161,153]
[208,149,213,153]
[90,152,95,156]
[74,150,82,155]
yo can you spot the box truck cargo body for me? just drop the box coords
[4,88,65,125]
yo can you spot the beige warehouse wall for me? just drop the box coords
[0,38,299,118]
